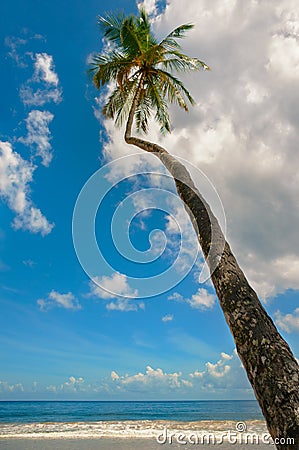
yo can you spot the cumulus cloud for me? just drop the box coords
[93,0,299,302]
[5,45,62,171]
[138,0,157,16]
[110,366,187,390]
[168,287,216,310]
[19,53,62,106]
[0,141,53,235]
[19,110,54,166]
[189,350,251,395]
[37,290,82,311]
[46,376,85,393]
[6,36,62,104]
[106,299,145,312]
[188,288,216,310]
[4,36,27,67]
[267,34,299,79]
[0,351,260,399]
[20,86,62,106]
[190,353,233,378]
[89,273,144,311]
[138,0,299,301]
[34,53,59,85]
[0,381,24,393]
[274,308,299,333]
[90,273,139,299]
[168,292,184,302]
[109,351,252,397]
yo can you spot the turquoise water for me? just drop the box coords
[0,400,263,423]
[0,401,269,446]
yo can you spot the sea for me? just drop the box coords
[0,400,273,449]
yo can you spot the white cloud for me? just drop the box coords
[146,0,299,301]
[13,207,54,235]
[106,299,145,312]
[20,52,62,106]
[190,355,232,379]
[274,308,299,333]
[94,0,299,303]
[188,288,216,310]
[90,273,139,299]
[4,36,27,67]
[20,86,62,106]
[221,352,233,361]
[19,110,54,166]
[109,351,252,397]
[46,376,85,393]
[89,273,144,312]
[111,365,187,390]
[6,47,62,106]
[168,288,216,310]
[0,141,53,235]
[5,38,62,104]
[189,350,250,393]
[37,290,81,311]
[0,350,260,399]
[34,53,59,85]
[138,0,157,15]
[0,381,24,393]
[111,371,119,381]
[267,34,299,79]
[162,314,174,322]
[168,292,184,302]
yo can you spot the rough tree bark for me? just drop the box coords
[124,80,299,449]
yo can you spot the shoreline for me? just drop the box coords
[0,419,267,439]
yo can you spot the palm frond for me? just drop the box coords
[90,52,135,88]
[120,17,144,56]
[156,69,196,106]
[102,86,124,119]
[92,8,209,135]
[114,79,139,127]
[166,23,194,39]
[159,23,194,51]
[135,93,152,133]
[98,12,125,47]
[160,54,210,72]
[147,76,171,134]
[120,9,156,56]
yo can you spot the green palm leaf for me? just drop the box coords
[92,8,209,134]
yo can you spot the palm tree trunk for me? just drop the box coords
[124,85,299,448]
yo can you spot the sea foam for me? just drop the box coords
[0,420,267,440]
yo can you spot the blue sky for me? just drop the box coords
[0,0,298,400]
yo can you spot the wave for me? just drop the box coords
[0,420,268,440]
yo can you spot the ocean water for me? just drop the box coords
[0,400,271,444]
[0,400,263,423]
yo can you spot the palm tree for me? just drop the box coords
[91,8,299,448]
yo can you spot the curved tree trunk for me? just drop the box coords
[124,82,299,448]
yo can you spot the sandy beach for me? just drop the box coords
[0,419,276,449]
[0,438,272,450]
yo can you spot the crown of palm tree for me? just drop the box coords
[91,8,209,134]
